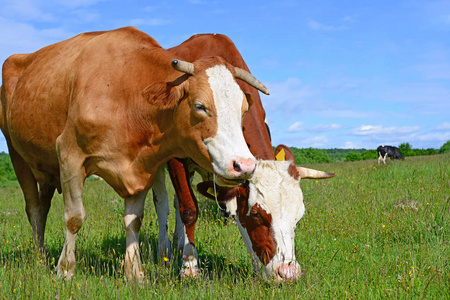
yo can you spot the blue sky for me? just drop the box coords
[1,0,449,152]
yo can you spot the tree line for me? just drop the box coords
[1,140,449,185]
[287,140,450,164]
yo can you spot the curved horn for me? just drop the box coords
[171,59,194,75]
[234,67,270,95]
[297,167,336,179]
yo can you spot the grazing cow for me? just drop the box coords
[0,27,270,282]
[377,145,405,164]
[150,34,335,282]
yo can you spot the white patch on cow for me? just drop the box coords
[240,160,305,279]
[203,65,254,177]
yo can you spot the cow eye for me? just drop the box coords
[194,103,207,113]
[250,210,260,219]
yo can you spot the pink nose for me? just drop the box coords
[277,264,301,282]
[229,158,256,178]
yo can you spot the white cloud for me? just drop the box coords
[56,0,108,9]
[307,20,348,31]
[302,136,328,148]
[287,122,303,132]
[350,125,421,136]
[311,123,341,133]
[1,0,55,22]
[343,141,361,149]
[436,122,450,131]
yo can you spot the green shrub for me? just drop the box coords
[361,149,378,160]
[440,140,450,154]
[344,152,362,161]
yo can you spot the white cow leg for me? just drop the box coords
[124,190,148,282]
[383,153,387,164]
[378,153,381,164]
[152,167,172,263]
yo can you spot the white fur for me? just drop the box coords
[239,160,305,278]
[203,65,255,177]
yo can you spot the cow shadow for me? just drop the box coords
[38,232,251,280]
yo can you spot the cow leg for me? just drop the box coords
[167,158,200,277]
[378,152,381,164]
[7,145,54,251]
[173,194,185,252]
[383,153,387,164]
[152,167,172,263]
[124,190,147,282]
[56,153,86,280]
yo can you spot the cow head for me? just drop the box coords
[144,57,269,184]
[197,146,335,282]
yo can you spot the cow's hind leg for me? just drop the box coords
[55,140,86,280]
[8,145,54,251]
[152,167,172,263]
[124,190,147,282]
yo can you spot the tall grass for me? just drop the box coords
[0,154,449,299]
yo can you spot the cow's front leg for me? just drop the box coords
[173,196,199,277]
[124,190,147,282]
[152,167,172,263]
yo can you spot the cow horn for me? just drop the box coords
[234,67,270,95]
[171,59,194,75]
[297,167,336,179]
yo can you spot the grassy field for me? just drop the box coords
[0,154,449,299]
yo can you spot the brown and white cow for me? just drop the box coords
[151,34,335,282]
[0,27,270,282]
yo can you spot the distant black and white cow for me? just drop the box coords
[377,145,405,164]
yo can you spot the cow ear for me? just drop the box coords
[244,93,254,107]
[274,144,300,180]
[197,181,246,203]
[142,75,189,108]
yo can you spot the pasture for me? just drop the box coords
[0,154,449,299]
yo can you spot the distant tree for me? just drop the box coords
[440,140,450,154]
[399,143,412,157]
[345,152,362,161]
[361,150,378,160]
[0,152,17,182]
[289,147,333,164]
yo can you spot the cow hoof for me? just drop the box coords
[180,266,200,278]
[124,272,145,284]
[57,268,74,281]
[180,257,200,278]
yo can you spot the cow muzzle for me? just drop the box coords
[213,158,256,187]
[229,158,256,178]
[275,263,301,282]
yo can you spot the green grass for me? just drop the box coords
[1,155,449,299]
